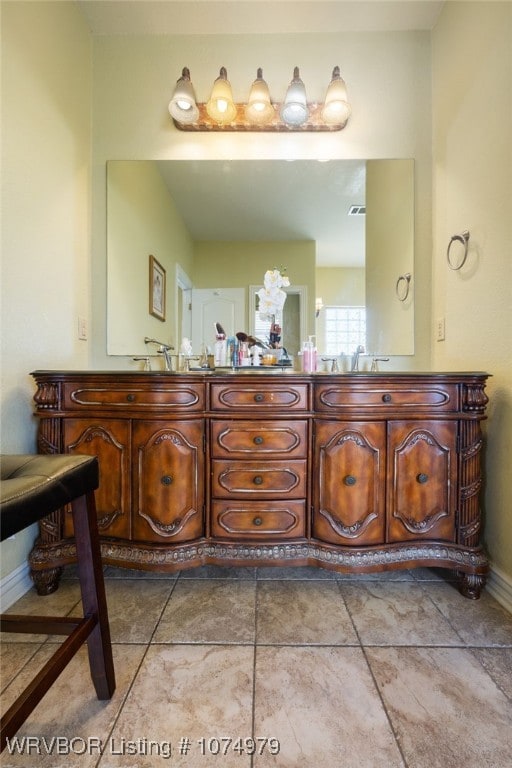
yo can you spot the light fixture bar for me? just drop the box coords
[169,66,351,132]
[172,102,347,132]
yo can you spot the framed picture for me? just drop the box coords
[149,254,166,321]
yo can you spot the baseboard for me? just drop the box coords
[487,563,512,615]
[0,561,33,612]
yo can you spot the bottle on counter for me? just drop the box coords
[301,336,317,372]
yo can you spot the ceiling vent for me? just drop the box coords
[348,205,366,215]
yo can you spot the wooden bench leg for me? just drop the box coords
[71,491,116,699]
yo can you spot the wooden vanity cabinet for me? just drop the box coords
[313,420,386,546]
[30,370,489,599]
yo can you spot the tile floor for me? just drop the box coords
[1,565,511,767]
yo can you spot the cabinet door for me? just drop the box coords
[313,421,386,545]
[132,420,204,543]
[387,421,457,542]
[63,418,131,539]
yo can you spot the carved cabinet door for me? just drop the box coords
[387,420,457,542]
[313,421,386,545]
[132,420,204,543]
[63,418,131,539]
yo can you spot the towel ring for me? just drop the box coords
[395,272,411,302]
[447,230,470,270]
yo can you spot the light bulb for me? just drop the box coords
[168,67,199,124]
[280,67,309,127]
[206,67,237,124]
[245,68,274,124]
[321,66,351,126]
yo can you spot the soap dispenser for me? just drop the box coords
[302,336,317,372]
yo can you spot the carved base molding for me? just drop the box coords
[29,537,489,597]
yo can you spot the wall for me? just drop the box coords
[315,267,365,354]
[366,159,414,356]
[107,161,195,354]
[91,30,433,372]
[432,2,512,600]
[0,1,92,581]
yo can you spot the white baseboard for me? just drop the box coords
[487,563,512,615]
[0,561,33,612]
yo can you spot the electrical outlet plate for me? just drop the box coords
[436,317,445,342]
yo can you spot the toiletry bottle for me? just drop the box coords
[302,336,317,373]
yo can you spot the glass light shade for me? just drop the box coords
[168,67,199,124]
[321,66,351,126]
[280,67,309,127]
[206,67,237,124]
[245,68,274,124]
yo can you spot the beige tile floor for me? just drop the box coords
[1,566,511,767]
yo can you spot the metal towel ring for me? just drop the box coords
[395,272,411,302]
[447,230,470,270]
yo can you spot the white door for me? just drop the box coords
[191,288,245,353]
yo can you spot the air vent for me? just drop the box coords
[348,205,366,215]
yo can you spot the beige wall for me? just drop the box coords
[90,29,433,372]
[432,2,512,591]
[0,1,92,578]
[2,1,510,601]
[107,161,195,354]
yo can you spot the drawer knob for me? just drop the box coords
[382,393,392,403]
[161,475,173,486]
[254,393,264,402]
[253,475,264,485]
[253,517,263,526]
[127,393,136,402]
[253,436,264,445]
[416,473,429,484]
[344,474,357,486]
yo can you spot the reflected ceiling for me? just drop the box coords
[156,159,366,267]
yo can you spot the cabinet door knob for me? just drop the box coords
[253,517,263,526]
[126,393,135,402]
[253,475,263,485]
[416,473,429,484]
[254,393,264,402]
[253,436,264,445]
[344,474,357,486]
[382,393,392,403]
[161,475,173,485]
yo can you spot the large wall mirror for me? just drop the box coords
[107,159,414,358]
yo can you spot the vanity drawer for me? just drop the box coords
[211,499,306,539]
[210,382,309,411]
[63,383,204,411]
[314,383,458,412]
[212,460,306,498]
[211,419,308,459]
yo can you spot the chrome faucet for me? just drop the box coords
[144,337,175,371]
[351,345,365,372]
[322,357,339,373]
[371,357,390,372]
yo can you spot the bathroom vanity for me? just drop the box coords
[29,370,489,598]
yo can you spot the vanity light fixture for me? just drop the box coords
[280,67,309,127]
[168,67,200,124]
[206,67,237,124]
[321,66,351,126]
[245,68,274,124]
[315,297,324,317]
[168,66,351,131]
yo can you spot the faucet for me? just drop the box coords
[322,357,339,373]
[351,345,365,372]
[133,356,151,371]
[370,357,390,372]
[144,337,175,371]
